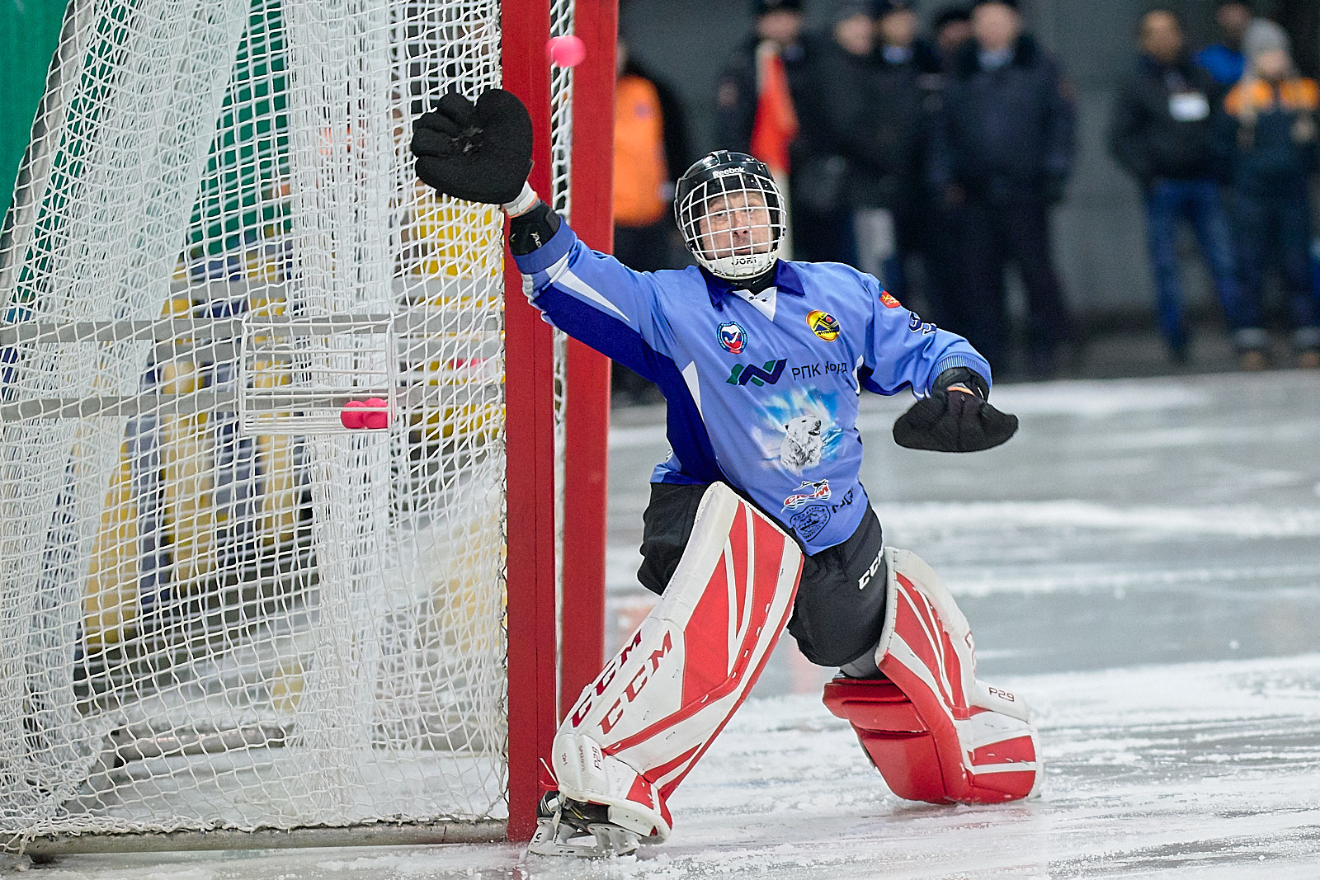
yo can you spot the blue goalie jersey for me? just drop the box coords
[513,221,992,555]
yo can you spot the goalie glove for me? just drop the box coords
[411,88,533,206]
[892,367,1018,453]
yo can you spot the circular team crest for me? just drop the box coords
[806,310,841,342]
[717,321,747,354]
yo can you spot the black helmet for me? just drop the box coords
[673,151,785,281]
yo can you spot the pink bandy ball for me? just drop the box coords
[362,397,390,430]
[340,400,367,429]
[546,35,586,68]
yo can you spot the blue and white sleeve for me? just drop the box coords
[512,220,673,382]
[857,274,993,397]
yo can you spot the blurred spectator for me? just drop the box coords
[1195,1,1254,86]
[934,0,1076,376]
[823,1,938,313]
[1110,9,1250,366]
[612,34,693,403]
[875,0,936,71]
[1221,19,1320,369]
[613,35,692,274]
[714,0,853,264]
[923,4,981,337]
[932,5,974,72]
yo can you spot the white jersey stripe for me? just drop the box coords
[552,261,632,324]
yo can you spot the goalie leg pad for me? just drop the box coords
[823,548,1040,805]
[552,483,804,841]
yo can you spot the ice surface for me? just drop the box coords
[5,372,1320,877]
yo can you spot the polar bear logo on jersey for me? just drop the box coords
[780,416,823,470]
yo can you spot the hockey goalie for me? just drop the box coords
[411,89,1040,857]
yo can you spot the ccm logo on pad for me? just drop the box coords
[570,628,676,736]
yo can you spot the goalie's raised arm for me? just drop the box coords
[411,88,673,381]
[411,88,536,210]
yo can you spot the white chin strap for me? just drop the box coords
[699,248,780,282]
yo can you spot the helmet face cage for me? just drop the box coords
[675,156,785,281]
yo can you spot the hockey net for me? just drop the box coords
[0,0,599,854]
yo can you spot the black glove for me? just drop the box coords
[411,88,533,205]
[892,368,1018,453]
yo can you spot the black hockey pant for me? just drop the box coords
[637,482,887,669]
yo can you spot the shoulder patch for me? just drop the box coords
[880,291,902,309]
[806,310,841,341]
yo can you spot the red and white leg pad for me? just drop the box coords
[552,483,803,841]
[823,548,1040,804]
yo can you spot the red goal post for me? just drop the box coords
[503,0,616,844]
[0,0,616,855]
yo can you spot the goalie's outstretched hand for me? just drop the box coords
[411,88,532,205]
[892,368,1018,453]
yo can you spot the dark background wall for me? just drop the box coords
[621,0,1320,324]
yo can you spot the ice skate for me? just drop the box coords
[526,792,641,858]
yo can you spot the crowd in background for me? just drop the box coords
[610,0,1320,402]
[1111,4,1320,370]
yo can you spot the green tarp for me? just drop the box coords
[1,0,69,222]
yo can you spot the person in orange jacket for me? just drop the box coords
[1220,19,1320,368]
[613,35,691,274]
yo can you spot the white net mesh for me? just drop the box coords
[0,0,542,847]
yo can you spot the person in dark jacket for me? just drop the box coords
[932,6,973,71]
[816,0,881,271]
[933,0,1076,375]
[822,1,934,307]
[1109,9,1252,365]
[714,0,853,265]
[923,4,980,336]
[1221,19,1320,368]
[875,0,939,74]
[871,1,943,314]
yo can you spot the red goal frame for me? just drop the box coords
[503,0,617,842]
[0,0,616,855]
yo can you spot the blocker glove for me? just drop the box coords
[411,88,532,205]
[892,367,1018,453]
